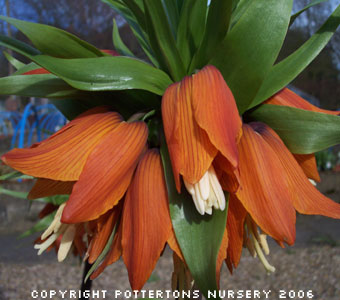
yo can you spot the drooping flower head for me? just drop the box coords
[162,65,242,215]
[2,107,148,223]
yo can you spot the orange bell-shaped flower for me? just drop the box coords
[162,65,242,215]
[1,107,148,223]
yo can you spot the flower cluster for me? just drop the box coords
[1,0,340,294]
[2,65,340,289]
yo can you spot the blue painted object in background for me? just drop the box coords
[0,111,21,137]
[10,103,67,149]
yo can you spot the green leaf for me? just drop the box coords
[0,74,88,99]
[20,212,56,238]
[122,0,147,31]
[210,0,293,114]
[112,19,135,57]
[176,0,207,69]
[160,135,227,299]
[0,16,104,58]
[249,104,340,154]
[3,51,25,69]
[30,55,172,95]
[143,0,186,81]
[230,0,252,28]
[290,0,329,27]
[0,34,39,58]
[190,0,232,71]
[250,4,340,109]
[13,62,40,75]
[162,0,180,38]
[102,0,157,65]
[0,186,28,199]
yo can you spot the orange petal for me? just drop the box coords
[122,149,172,290]
[161,82,181,190]
[293,154,320,182]
[73,225,86,257]
[266,88,340,116]
[213,153,240,193]
[167,229,184,262]
[28,178,75,200]
[257,123,340,219]
[101,49,119,56]
[226,195,247,273]
[191,65,242,170]
[90,223,122,280]
[162,76,217,189]
[236,124,296,245]
[88,205,121,264]
[2,111,122,181]
[61,121,148,223]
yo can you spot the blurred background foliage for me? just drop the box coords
[0,0,339,111]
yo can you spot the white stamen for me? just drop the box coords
[184,180,195,195]
[35,232,60,255]
[58,225,77,262]
[309,179,317,186]
[198,171,210,200]
[252,233,276,273]
[35,203,75,262]
[205,206,213,215]
[259,234,270,255]
[192,194,205,215]
[208,166,226,210]
[183,166,226,215]
[41,203,66,240]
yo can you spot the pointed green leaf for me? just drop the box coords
[0,16,103,58]
[29,55,172,95]
[101,0,157,65]
[160,137,227,299]
[0,74,87,99]
[250,4,340,109]
[112,19,135,57]
[143,0,186,81]
[162,0,180,38]
[190,0,232,71]
[210,0,293,114]
[13,62,40,75]
[122,0,146,31]
[0,34,39,58]
[249,104,340,154]
[176,0,207,69]
[230,0,252,28]
[3,51,25,69]
[290,0,329,27]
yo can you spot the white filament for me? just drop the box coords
[35,203,75,262]
[184,166,226,215]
